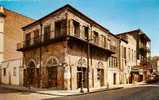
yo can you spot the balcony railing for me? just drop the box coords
[17,34,65,51]
[17,32,117,53]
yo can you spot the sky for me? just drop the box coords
[0,0,159,56]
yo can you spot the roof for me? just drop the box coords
[116,29,151,41]
[22,4,118,39]
[4,7,35,21]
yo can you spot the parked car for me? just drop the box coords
[146,74,159,83]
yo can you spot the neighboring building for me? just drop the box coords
[17,4,120,90]
[117,29,151,83]
[118,39,128,84]
[117,33,137,84]
[151,56,159,74]
[0,6,34,85]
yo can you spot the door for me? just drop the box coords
[48,67,57,88]
[77,67,87,88]
[113,73,116,85]
[77,71,82,88]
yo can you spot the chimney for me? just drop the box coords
[0,6,4,14]
[0,6,5,17]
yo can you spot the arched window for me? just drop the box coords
[46,56,59,67]
[77,58,86,67]
[28,61,36,68]
[97,61,104,68]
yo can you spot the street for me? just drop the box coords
[1,84,159,100]
[0,86,59,100]
[48,84,159,100]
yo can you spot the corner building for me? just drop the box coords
[17,5,119,90]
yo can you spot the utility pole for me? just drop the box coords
[39,23,42,88]
[80,44,84,93]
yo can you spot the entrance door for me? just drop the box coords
[97,69,104,87]
[113,73,116,85]
[48,67,57,88]
[27,61,36,87]
[77,67,87,88]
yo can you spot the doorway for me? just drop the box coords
[113,73,116,85]
[47,67,57,88]
[77,67,87,88]
[97,69,104,87]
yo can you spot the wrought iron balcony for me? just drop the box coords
[17,34,66,51]
[68,34,116,53]
[17,32,117,54]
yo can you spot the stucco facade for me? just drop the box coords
[0,6,34,85]
[117,29,151,83]
[17,5,119,90]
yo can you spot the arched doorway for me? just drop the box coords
[27,61,36,87]
[77,58,87,89]
[46,57,59,88]
[97,61,104,87]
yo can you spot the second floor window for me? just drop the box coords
[109,56,117,68]
[55,20,67,38]
[73,20,80,37]
[34,29,40,43]
[122,47,126,59]
[25,33,31,46]
[93,31,99,44]
[101,35,106,47]
[84,26,89,39]
[44,25,51,41]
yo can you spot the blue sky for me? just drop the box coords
[0,0,159,56]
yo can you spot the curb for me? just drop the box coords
[0,85,123,96]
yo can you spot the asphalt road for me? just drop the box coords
[1,84,159,100]
[44,84,159,100]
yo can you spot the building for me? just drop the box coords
[117,29,151,83]
[0,6,34,85]
[151,56,159,74]
[17,4,120,90]
[117,33,137,84]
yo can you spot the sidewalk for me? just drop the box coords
[0,82,147,96]
[0,84,123,96]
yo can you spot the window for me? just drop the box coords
[73,20,80,37]
[25,33,31,46]
[34,29,40,44]
[128,48,131,61]
[44,25,51,41]
[13,67,16,76]
[101,35,106,47]
[3,68,6,76]
[109,56,117,68]
[93,31,99,44]
[84,26,89,39]
[123,47,126,59]
[55,20,67,38]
